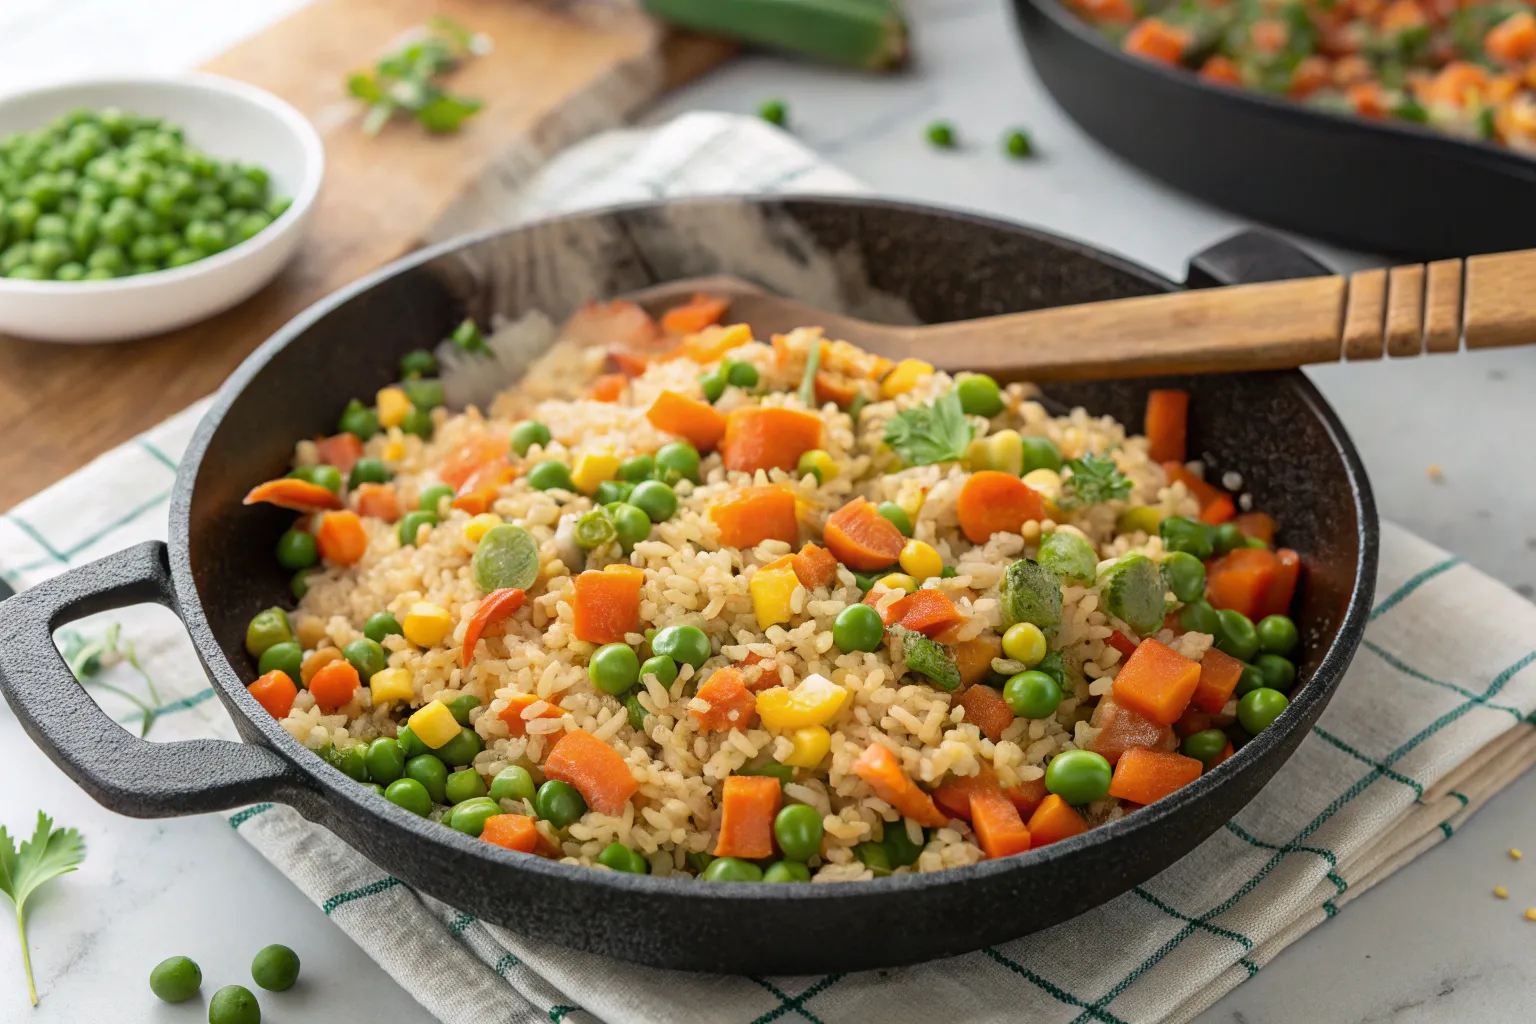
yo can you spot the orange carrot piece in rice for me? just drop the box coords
[1144,389,1188,464]
[1161,461,1227,513]
[1007,777,1049,819]
[1107,747,1203,805]
[249,669,298,719]
[1257,548,1302,619]
[452,457,515,515]
[353,482,401,523]
[710,485,800,549]
[661,293,731,335]
[953,635,1002,687]
[316,432,364,474]
[790,542,839,590]
[1192,648,1244,714]
[309,659,360,714]
[461,588,527,668]
[586,373,627,402]
[646,389,728,452]
[972,786,1033,859]
[713,774,781,858]
[851,743,948,827]
[543,729,638,815]
[1206,547,1279,620]
[480,814,539,853]
[888,588,965,638]
[692,667,757,732]
[442,436,510,490]
[1175,707,1215,739]
[497,693,564,737]
[316,510,368,566]
[1110,638,1202,727]
[957,684,1015,742]
[956,472,1047,544]
[1089,696,1178,765]
[721,406,823,474]
[1123,18,1189,63]
[572,568,644,644]
[244,477,344,513]
[823,497,904,571]
[813,371,862,409]
[1200,55,1242,85]
[1027,794,1089,847]
[1233,511,1276,545]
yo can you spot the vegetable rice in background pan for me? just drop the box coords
[240,296,1306,883]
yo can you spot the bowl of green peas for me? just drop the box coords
[0,74,323,342]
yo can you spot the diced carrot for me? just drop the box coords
[586,373,627,403]
[681,324,748,363]
[953,635,1002,687]
[1378,0,1424,32]
[353,482,401,523]
[813,371,861,409]
[1257,548,1301,619]
[300,647,342,687]
[1199,494,1237,525]
[692,667,757,732]
[661,293,731,336]
[851,743,948,827]
[1124,18,1190,63]
[934,765,1045,823]
[710,484,800,549]
[1089,696,1177,765]
[1162,461,1226,512]
[1144,389,1188,464]
[1347,81,1389,118]
[1422,61,1490,108]
[497,693,564,737]
[1206,547,1279,620]
[1107,747,1203,805]
[1289,56,1331,98]
[721,406,824,474]
[562,300,663,351]
[1331,53,1372,84]
[888,589,965,639]
[244,477,344,513]
[1175,707,1213,739]
[1487,10,1536,63]
[1249,17,1288,53]
[452,457,515,515]
[442,436,509,490]
[316,432,364,474]
[608,344,684,378]
[1192,647,1244,714]
[713,774,781,858]
[646,390,728,452]
[790,542,840,590]
[1078,0,1136,24]
[462,588,527,668]
[1233,511,1276,545]
[316,510,368,566]
[1200,55,1243,85]
[1027,794,1088,847]
[972,786,1033,859]
[249,669,298,718]
[957,684,1016,742]
[1107,630,1139,658]
[572,568,644,644]
[1007,777,1049,818]
[1110,638,1202,727]
[957,471,1047,544]
[309,659,360,714]
[1210,740,1235,768]
[480,814,539,853]
[823,497,904,571]
[543,729,639,815]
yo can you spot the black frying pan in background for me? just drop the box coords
[1011,0,1536,261]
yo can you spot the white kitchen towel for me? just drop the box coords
[4,112,1536,1024]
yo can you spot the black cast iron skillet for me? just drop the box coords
[1012,0,1536,261]
[0,199,1376,974]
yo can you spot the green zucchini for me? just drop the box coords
[641,0,908,71]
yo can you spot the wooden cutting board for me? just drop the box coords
[0,0,732,510]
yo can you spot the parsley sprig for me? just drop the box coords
[57,624,164,737]
[1,813,85,1006]
[347,16,489,135]
[883,391,974,466]
[1058,451,1132,509]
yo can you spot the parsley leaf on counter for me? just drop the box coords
[348,16,489,136]
[884,391,973,466]
[1,813,85,1006]
[1059,451,1132,509]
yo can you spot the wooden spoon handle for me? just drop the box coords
[911,247,1536,381]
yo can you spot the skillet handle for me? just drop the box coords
[0,541,303,817]
[1185,229,1333,288]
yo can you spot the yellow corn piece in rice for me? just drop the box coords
[571,450,621,494]
[376,387,413,429]
[403,602,452,647]
[463,513,502,542]
[757,673,847,731]
[782,725,831,767]
[750,564,799,630]
[369,667,414,705]
[408,699,460,748]
[880,358,934,399]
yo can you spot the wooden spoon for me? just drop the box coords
[627,251,1536,381]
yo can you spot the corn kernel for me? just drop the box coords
[880,358,935,399]
[463,513,502,543]
[369,667,414,705]
[1117,506,1163,535]
[797,449,837,483]
[376,386,413,429]
[756,673,848,731]
[571,450,621,495]
[403,601,452,647]
[408,699,461,748]
[1022,468,1062,500]
[878,572,918,594]
[899,540,944,581]
[750,564,799,630]
[783,725,831,768]
[986,429,1024,477]
[1495,886,1509,899]
[382,439,406,462]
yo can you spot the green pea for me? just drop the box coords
[700,369,726,403]
[727,361,759,388]
[654,441,701,485]
[875,501,912,537]
[1254,653,1296,692]
[165,247,202,268]
[234,211,271,243]
[637,655,677,690]
[363,737,405,784]
[1159,516,1215,560]
[372,775,427,818]
[1215,609,1260,662]
[763,860,811,882]
[396,725,428,759]
[527,460,574,492]
[629,480,678,523]
[337,398,379,440]
[1020,435,1063,474]
[626,692,649,731]
[773,803,824,861]
[451,318,487,354]
[598,842,649,874]
[610,502,653,549]
[207,984,260,1024]
[1244,535,1271,549]
[399,348,439,378]
[149,955,202,1003]
[270,525,316,570]
[833,603,884,654]
[1003,671,1061,719]
[854,841,892,877]
[650,624,711,669]
[446,694,481,726]
[883,822,926,867]
[397,509,437,547]
[362,782,385,796]
[1044,749,1112,806]
[53,261,85,281]
[343,638,386,682]
[1182,728,1228,763]
[1256,614,1299,655]
[574,508,616,550]
[589,643,641,695]
[400,407,433,440]
[1237,687,1289,734]
[510,420,552,457]
[290,569,317,601]
[437,727,484,768]
[594,479,635,506]
[448,796,502,837]
[349,457,390,488]
[364,611,402,644]
[250,943,300,992]
[244,607,292,657]
[445,768,488,805]
[701,856,762,882]
[256,641,302,682]
[954,374,1004,417]
[535,779,587,827]
[405,754,448,803]
[617,454,654,482]
[1213,522,1245,555]
[489,765,536,804]
[335,743,368,782]
[301,464,343,494]
[6,264,44,280]
[1161,552,1206,603]
[1179,599,1221,636]
[1236,662,1267,697]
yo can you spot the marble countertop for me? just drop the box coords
[4,1,1536,1022]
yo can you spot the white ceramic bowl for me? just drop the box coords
[0,75,324,343]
